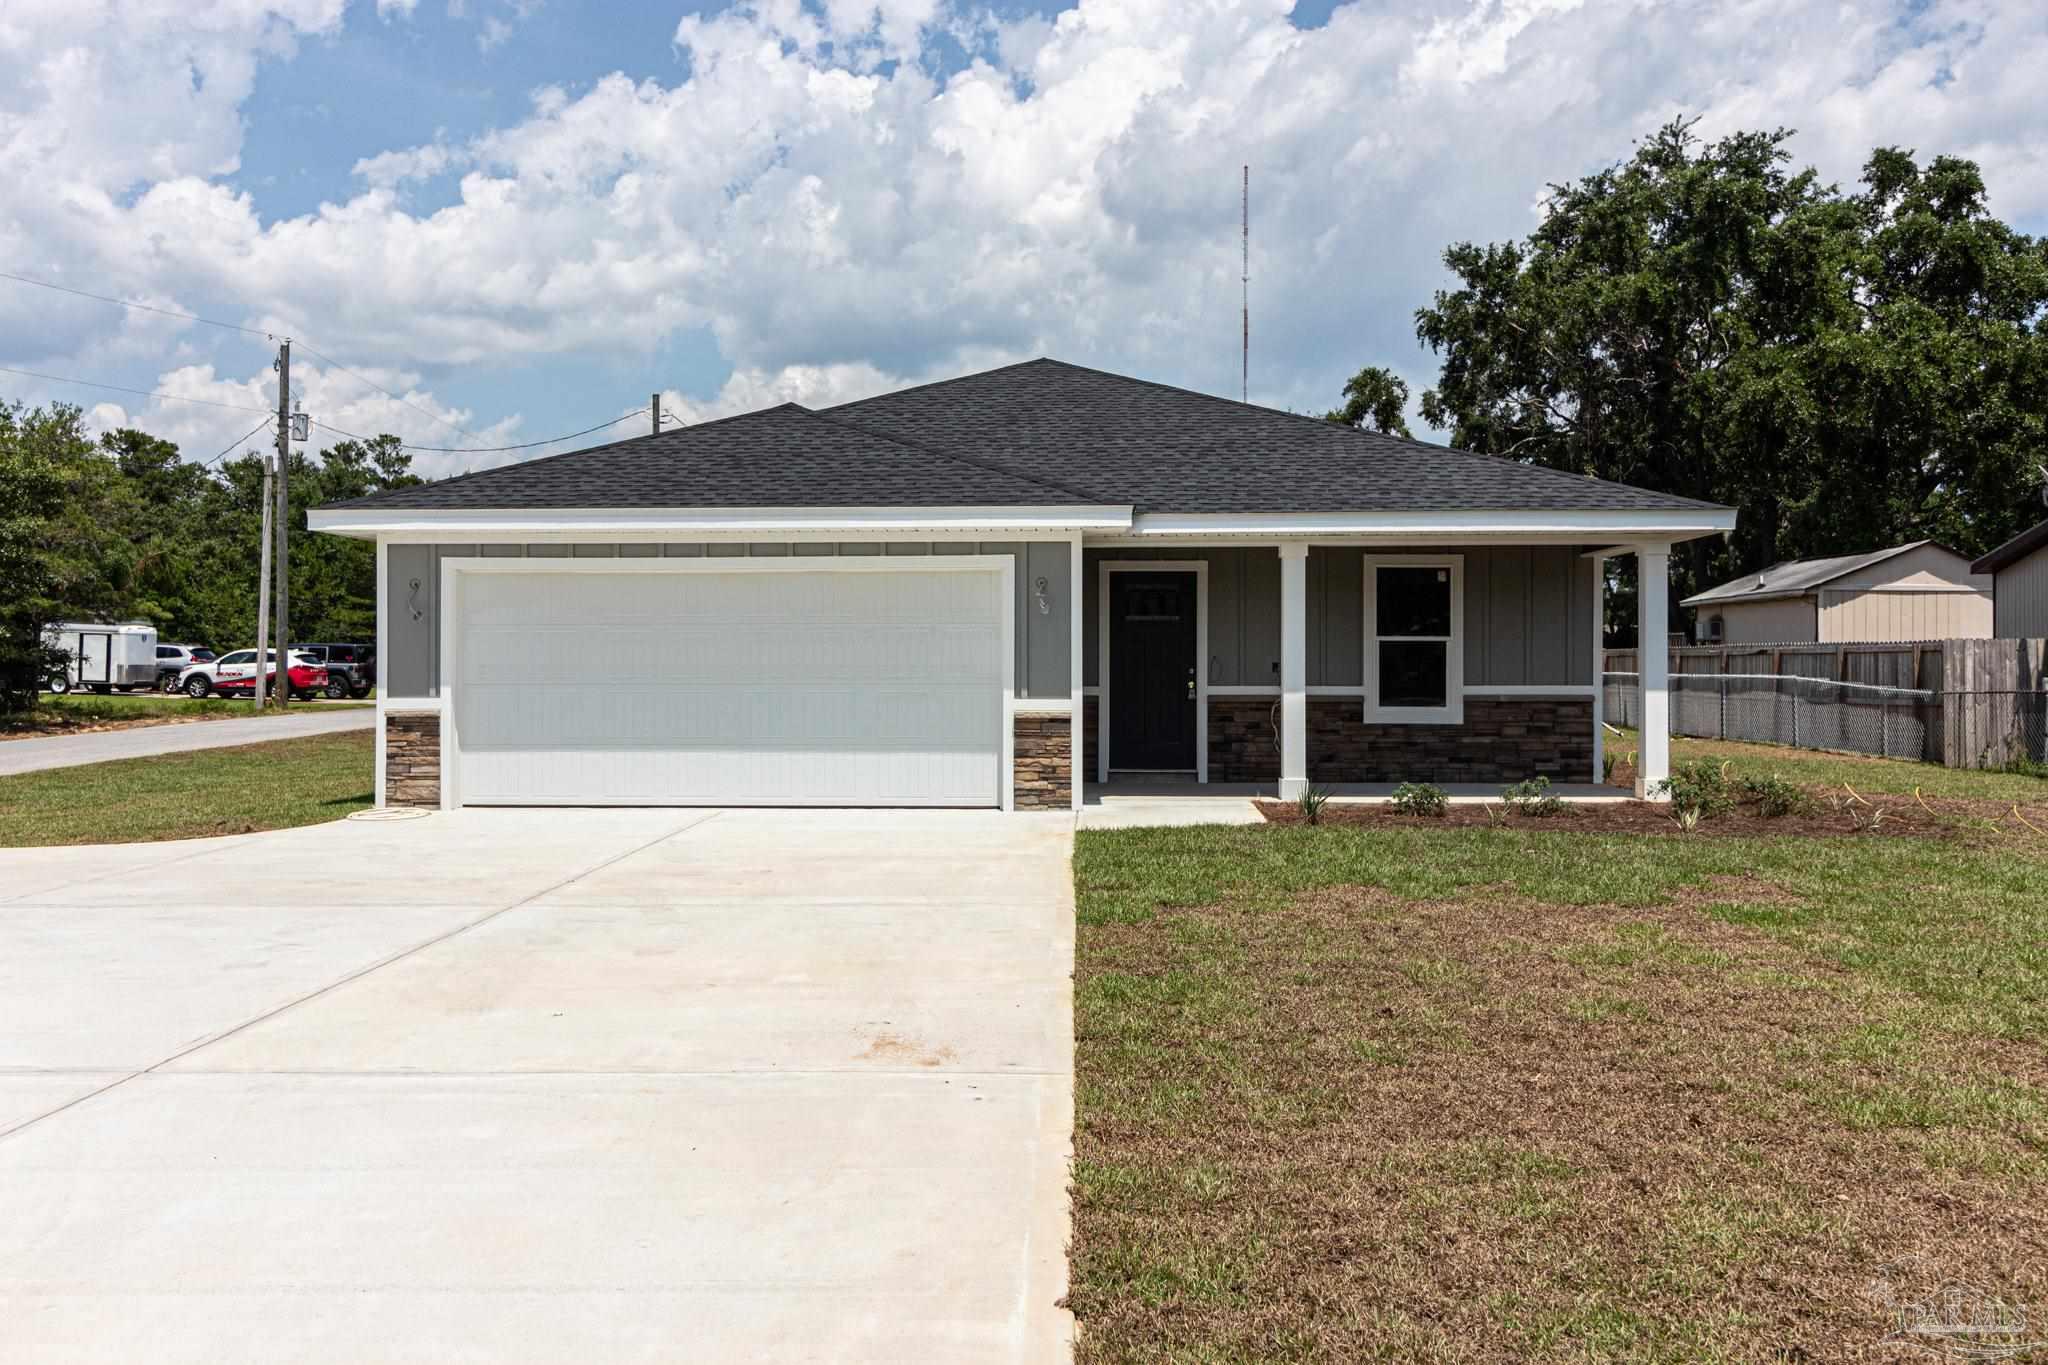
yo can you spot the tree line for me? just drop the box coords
[1328,122,2048,638]
[0,403,419,710]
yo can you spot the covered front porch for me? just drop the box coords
[1077,539,1677,802]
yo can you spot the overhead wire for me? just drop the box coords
[1,269,652,459]
[0,363,277,415]
[308,409,649,454]
[5,269,478,448]
[292,339,483,449]
[0,269,274,339]
[198,416,277,469]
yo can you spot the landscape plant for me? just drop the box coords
[1500,776,1565,816]
[1390,781,1449,817]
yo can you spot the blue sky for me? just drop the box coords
[2,0,2043,478]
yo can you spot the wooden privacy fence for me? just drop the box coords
[1601,637,2048,769]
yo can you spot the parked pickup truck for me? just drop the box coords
[176,649,328,700]
[290,643,376,699]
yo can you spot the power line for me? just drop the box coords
[0,269,273,339]
[293,339,484,449]
[0,363,277,415]
[309,408,649,454]
[198,416,276,469]
[8,266,518,454]
[0,356,646,457]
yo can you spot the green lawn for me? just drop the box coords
[1609,725,2048,804]
[1069,766,2048,1361]
[0,731,374,846]
[5,692,370,736]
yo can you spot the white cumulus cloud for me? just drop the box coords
[2,0,2045,463]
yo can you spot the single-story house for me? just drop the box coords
[1971,517,2048,639]
[1681,542,1992,645]
[310,359,1734,811]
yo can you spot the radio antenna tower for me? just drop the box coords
[1241,165,1249,403]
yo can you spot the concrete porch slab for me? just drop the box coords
[1079,781,1631,830]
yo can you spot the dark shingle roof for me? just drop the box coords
[325,358,1725,516]
[1973,518,2048,575]
[827,359,1719,515]
[328,401,1082,510]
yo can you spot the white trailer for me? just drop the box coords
[43,621,160,694]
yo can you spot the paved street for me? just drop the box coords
[0,706,373,777]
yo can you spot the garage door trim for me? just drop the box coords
[436,555,1016,810]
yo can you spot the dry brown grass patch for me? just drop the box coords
[1071,882,2048,1363]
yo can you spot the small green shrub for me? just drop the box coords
[1739,772,1812,818]
[1601,750,1617,784]
[1390,781,1449,817]
[1297,784,1331,825]
[1500,776,1565,817]
[1657,760,1735,822]
[1994,753,2048,780]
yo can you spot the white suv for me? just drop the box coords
[154,644,215,691]
[177,649,325,699]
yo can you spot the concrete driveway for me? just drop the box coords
[0,808,1074,1363]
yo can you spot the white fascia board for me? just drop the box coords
[1119,508,1737,541]
[308,504,1134,540]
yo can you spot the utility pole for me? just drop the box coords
[253,454,273,709]
[272,340,292,709]
[651,393,661,436]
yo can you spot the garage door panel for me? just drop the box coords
[452,567,1006,806]
[460,745,997,806]
[460,683,998,750]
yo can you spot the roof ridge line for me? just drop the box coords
[1017,358,1726,512]
[798,403,1110,506]
[815,357,1051,415]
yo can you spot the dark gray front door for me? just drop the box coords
[1109,572,1197,770]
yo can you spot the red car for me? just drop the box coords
[186,649,329,700]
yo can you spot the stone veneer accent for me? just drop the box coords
[1205,694,1593,785]
[1012,713,1074,809]
[1209,695,1283,783]
[1307,695,1594,784]
[385,711,441,807]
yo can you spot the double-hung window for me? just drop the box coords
[1363,554,1463,724]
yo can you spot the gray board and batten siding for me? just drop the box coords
[1082,546,1597,689]
[383,541,1075,701]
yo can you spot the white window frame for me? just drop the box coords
[1362,553,1464,725]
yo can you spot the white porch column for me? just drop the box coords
[1589,551,1606,787]
[1278,542,1308,799]
[1070,534,1085,813]
[1635,544,1671,800]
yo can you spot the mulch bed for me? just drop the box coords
[1255,796,1953,839]
[1070,883,2048,1363]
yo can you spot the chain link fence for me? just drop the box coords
[1602,671,2048,768]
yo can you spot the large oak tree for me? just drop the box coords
[1410,120,2048,637]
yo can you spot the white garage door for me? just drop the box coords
[449,562,1007,806]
